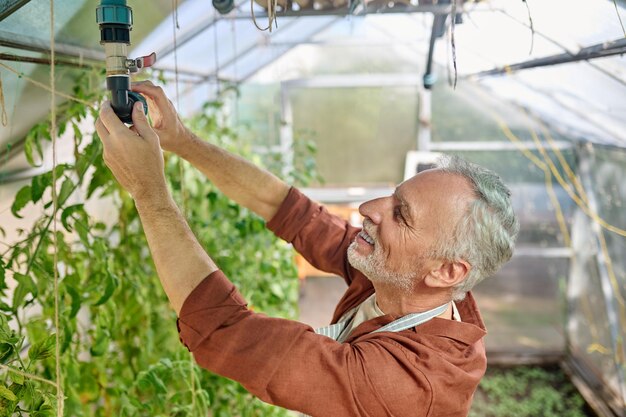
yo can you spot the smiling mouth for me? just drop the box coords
[358,230,375,245]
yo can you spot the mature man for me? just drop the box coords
[95,81,519,417]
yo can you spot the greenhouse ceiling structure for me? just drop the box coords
[1,0,625,415]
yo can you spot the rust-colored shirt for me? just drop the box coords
[178,187,487,417]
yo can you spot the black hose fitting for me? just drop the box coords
[97,0,150,124]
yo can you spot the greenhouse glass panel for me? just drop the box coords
[591,146,626,307]
[568,216,624,412]
[566,143,626,413]
[290,86,419,185]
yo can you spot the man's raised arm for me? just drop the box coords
[131,81,289,222]
[95,101,217,313]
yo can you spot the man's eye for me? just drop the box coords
[393,207,405,222]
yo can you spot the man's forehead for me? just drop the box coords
[396,170,472,206]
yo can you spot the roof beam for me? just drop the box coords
[228,3,456,19]
[195,17,302,81]
[0,0,31,21]
[238,17,340,82]
[154,0,457,61]
[472,38,626,77]
[496,8,626,87]
[154,0,249,60]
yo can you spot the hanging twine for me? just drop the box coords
[171,0,187,218]
[0,74,7,126]
[49,1,64,415]
[169,0,197,412]
[213,9,220,95]
[251,0,279,32]
[450,0,457,89]
[0,62,93,108]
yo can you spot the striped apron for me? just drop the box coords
[299,302,450,417]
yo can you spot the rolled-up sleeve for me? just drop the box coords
[177,270,430,417]
[266,187,361,283]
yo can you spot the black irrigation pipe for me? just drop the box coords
[471,38,626,77]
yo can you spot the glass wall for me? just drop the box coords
[568,144,626,413]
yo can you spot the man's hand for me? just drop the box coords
[131,81,194,155]
[95,101,167,201]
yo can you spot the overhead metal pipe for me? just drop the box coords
[0,30,105,61]
[0,0,32,21]
[0,52,97,69]
[226,3,454,19]
[422,0,450,89]
[471,38,626,78]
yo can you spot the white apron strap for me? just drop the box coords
[304,302,450,417]
[371,302,449,334]
[315,302,449,340]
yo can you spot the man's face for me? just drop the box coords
[347,169,472,290]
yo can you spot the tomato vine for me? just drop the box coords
[1,72,318,416]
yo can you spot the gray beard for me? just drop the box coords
[347,241,416,291]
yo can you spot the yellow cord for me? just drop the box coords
[493,112,626,238]
[529,116,625,308]
[493,105,626,362]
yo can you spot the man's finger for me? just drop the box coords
[131,101,156,140]
[95,117,109,143]
[99,101,129,136]
[131,82,169,109]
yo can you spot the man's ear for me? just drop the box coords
[423,260,471,289]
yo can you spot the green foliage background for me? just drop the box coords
[0,72,315,416]
[469,366,590,417]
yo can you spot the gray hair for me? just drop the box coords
[433,155,519,301]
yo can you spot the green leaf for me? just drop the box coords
[12,273,37,310]
[31,172,52,204]
[269,283,285,298]
[138,370,168,394]
[66,286,82,319]
[0,315,14,341]
[0,343,14,364]
[28,333,56,361]
[60,317,74,354]
[147,372,168,394]
[93,222,107,231]
[0,385,17,402]
[24,131,43,167]
[57,178,74,206]
[88,159,112,198]
[61,204,85,232]
[11,371,24,385]
[93,272,118,306]
[32,404,55,417]
[76,137,100,175]
[89,330,109,357]
[11,185,32,218]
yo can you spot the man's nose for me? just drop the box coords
[359,197,385,224]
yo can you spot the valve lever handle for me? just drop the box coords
[126,52,157,73]
[137,52,157,69]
